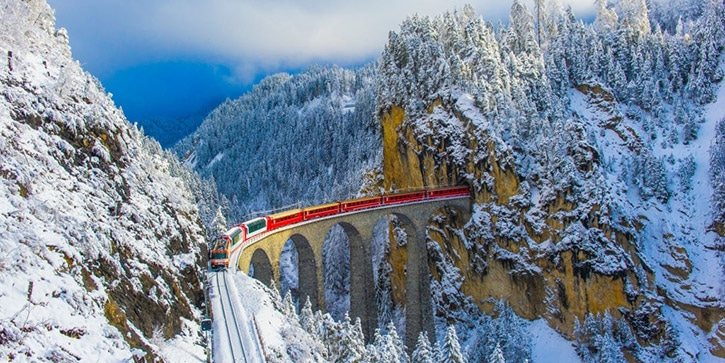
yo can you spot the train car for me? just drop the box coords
[303,202,341,220]
[383,190,426,205]
[268,209,304,230]
[242,216,269,240]
[210,226,243,269]
[341,195,383,212]
[426,186,470,199]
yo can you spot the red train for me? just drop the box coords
[209,186,469,269]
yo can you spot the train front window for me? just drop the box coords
[212,237,228,250]
[211,252,227,259]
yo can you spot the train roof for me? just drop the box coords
[241,216,267,224]
[340,195,381,204]
[268,208,303,219]
[304,202,340,210]
[219,226,242,238]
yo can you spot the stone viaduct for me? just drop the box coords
[233,195,471,349]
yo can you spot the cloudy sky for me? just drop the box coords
[47,0,595,121]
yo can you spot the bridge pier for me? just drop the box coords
[347,224,377,342]
[404,216,436,352]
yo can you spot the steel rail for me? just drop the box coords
[216,271,247,362]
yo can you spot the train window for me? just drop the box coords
[246,219,267,233]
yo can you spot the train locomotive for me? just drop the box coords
[209,186,469,269]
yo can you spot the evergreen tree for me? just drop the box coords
[617,0,651,39]
[440,325,466,363]
[366,324,408,363]
[488,343,505,363]
[594,0,618,34]
[574,313,629,363]
[411,332,436,363]
[387,321,409,363]
[334,314,367,362]
[299,296,316,334]
[508,0,540,56]
[210,207,227,236]
[269,279,281,302]
[281,291,297,319]
[323,224,351,321]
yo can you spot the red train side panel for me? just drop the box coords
[383,191,426,205]
[303,202,341,220]
[267,209,304,230]
[341,196,383,212]
[426,186,470,199]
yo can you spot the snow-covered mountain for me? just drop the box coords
[3,0,725,361]
[0,1,209,360]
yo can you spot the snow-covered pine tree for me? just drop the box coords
[269,279,282,302]
[338,315,367,362]
[440,325,467,363]
[487,343,505,363]
[687,0,725,105]
[411,332,436,363]
[299,297,316,334]
[321,313,342,361]
[617,0,652,40]
[366,324,409,363]
[366,329,384,363]
[387,321,409,363]
[490,300,531,362]
[574,312,631,363]
[280,240,300,309]
[211,207,227,236]
[282,291,297,318]
[594,0,619,34]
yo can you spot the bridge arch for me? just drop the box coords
[250,249,273,287]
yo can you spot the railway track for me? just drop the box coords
[216,271,248,362]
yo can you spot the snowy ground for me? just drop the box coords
[209,271,265,362]
[529,319,581,363]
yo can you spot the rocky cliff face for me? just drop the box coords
[380,87,724,359]
[381,94,647,326]
[0,1,206,360]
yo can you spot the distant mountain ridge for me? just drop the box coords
[137,110,208,148]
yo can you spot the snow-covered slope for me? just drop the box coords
[0,1,207,361]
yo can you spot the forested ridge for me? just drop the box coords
[174,65,381,223]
